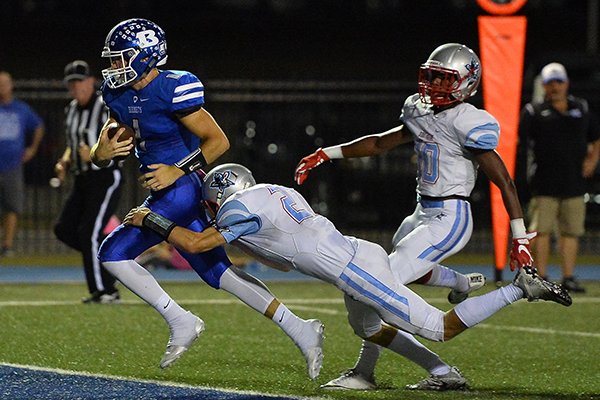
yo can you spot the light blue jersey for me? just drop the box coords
[401,93,500,197]
[211,183,447,341]
[215,183,357,282]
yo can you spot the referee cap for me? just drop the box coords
[64,60,92,83]
[541,62,568,84]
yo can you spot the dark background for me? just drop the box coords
[2,0,600,241]
[1,0,598,81]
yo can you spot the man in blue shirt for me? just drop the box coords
[0,71,45,256]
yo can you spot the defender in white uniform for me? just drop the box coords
[295,43,543,390]
[124,163,571,390]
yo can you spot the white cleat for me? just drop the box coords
[160,313,205,369]
[297,319,325,380]
[448,273,485,304]
[320,369,377,390]
[406,366,467,391]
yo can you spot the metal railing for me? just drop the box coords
[6,79,600,259]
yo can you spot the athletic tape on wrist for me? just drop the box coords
[174,148,207,174]
[322,145,343,159]
[143,211,177,240]
[510,218,527,239]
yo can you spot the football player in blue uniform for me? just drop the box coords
[90,19,324,377]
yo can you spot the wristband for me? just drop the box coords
[510,218,527,238]
[322,145,344,159]
[143,211,177,240]
[174,148,207,174]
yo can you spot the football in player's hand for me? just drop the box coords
[106,122,135,142]
[106,122,135,160]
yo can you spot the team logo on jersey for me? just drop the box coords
[128,106,142,114]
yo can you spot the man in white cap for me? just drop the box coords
[518,62,600,292]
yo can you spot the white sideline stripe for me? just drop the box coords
[0,362,321,400]
[476,324,600,338]
[286,305,342,315]
[0,298,346,307]
[2,296,600,307]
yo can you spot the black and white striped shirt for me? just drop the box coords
[64,91,114,174]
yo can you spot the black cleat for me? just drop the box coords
[561,277,585,293]
[514,267,572,307]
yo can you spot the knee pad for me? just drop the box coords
[344,294,382,338]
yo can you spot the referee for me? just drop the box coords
[54,60,123,304]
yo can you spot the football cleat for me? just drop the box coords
[160,313,205,369]
[82,290,121,304]
[561,277,586,293]
[513,267,572,306]
[448,273,485,304]
[320,369,377,390]
[406,366,467,391]
[298,319,325,380]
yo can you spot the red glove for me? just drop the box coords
[509,231,537,271]
[294,148,330,185]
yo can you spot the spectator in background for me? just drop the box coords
[0,71,45,256]
[519,62,600,293]
[53,60,123,303]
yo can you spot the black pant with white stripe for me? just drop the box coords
[54,168,123,295]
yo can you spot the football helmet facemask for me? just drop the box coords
[418,43,481,107]
[101,18,168,89]
[202,164,257,214]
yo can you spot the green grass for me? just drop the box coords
[1,281,599,399]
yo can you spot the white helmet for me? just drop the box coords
[202,163,256,212]
[418,43,481,106]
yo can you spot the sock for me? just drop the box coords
[353,340,381,377]
[453,284,523,328]
[218,267,306,341]
[156,293,188,323]
[427,264,468,291]
[269,301,307,343]
[103,260,187,324]
[365,325,449,376]
[386,329,450,375]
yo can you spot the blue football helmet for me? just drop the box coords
[101,18,168,89]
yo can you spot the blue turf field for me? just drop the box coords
[0,363,305,400]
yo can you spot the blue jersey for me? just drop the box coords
[0,99,43,172]
[98,70,231,288]
[102,70,204,171]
